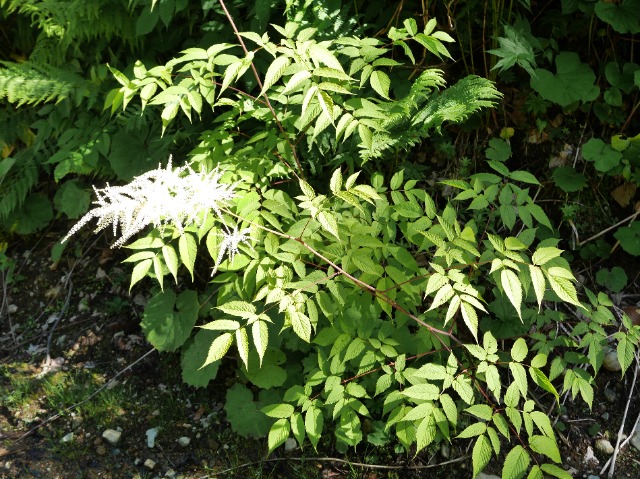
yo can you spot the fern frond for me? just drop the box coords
[0,60,94,106]
[361,75,501,161]
[0,153,39,219]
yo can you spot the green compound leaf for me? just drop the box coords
[552,166,587,193]
[530,52,600,107]
[181,329,221,387]
[502,445,530,479]
[141,289,199,352]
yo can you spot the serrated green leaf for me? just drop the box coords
[509,362,528,399]
[200,319,241,331]
[202,332,233,368]
[282,70,312,94]
[546,274,580,307]
[162,244,179,282]
[461,300,479,341]
[268,418,291,453]
[433,399,454,433]
[290,311,312,342]
[511,338,528,362]
[130,258,152,291]
[330,169,343,194]
[529,435,561,463]
[236,327,249,369]
[532,247,562,266]
[617,336,635,375]
[305,407,323,449]
[502,445,530,479]
[465,404,493,421]
[402,383,440,401]
[217,301,256,318]
[178,233,197,280]
[529,367,560,402]
[416,414,437,453]
[501,268,523,320]
[291,411,305,447]
[370,70,391,99]
[540,463,574,479]
[317,211,340,238]
[252,321,269,367]
[456,422,487,438]
[261,56,291,96]
[527,466,543,479]
[473,434,493,478]
[262,403,295,418]
[509,170,540,185]
[528,265,546,312]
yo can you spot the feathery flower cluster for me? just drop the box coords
[63,157,238,248]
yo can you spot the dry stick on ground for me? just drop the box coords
[600,352,640,479]
[13,347,156,442]
[201,454,471,477]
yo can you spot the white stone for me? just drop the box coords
[595,438,614,455]
[60,432,74,443]
[165,469,177,478]
[602,348,621,372]
[102,429,121,446]
[146,428,159,448]
[95,268,107,280]
[476,473,501,479]
[284,438,297,451]
[176,436,190,447]
[144,459,156,470]
[7,304,17,314]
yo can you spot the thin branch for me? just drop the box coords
[600,352,640,478]
[201,453,470,477]
[217,0,303,176]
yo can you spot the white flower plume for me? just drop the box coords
[63,157,238,248]
[212,225,253,276]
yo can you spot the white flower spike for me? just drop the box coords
[63,157,237,248]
